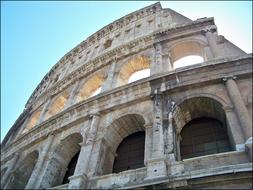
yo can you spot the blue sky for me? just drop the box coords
[1,1,252,142]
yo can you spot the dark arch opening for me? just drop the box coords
[112,131,145,173]
[180,117,232,159]
[62,151,80,184]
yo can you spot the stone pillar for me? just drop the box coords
[64,82,80,107]
[145,93,167,180]
[203,46,214,60]
[144,124,153,165]
[151,42,163,75]
[101,61,116,92]
[68,114,100,189]
[176,134,182,161]
[37,98,52,123]
[166,105,175,160]
[205,30,220,58]
[223,106,245,151]
[25,134,55,189]
[223,77,252,141]
[1,152,20,189]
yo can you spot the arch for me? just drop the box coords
[101,114,146,175]
[112,131,145,173]
[175,93,230,110]
[44,89,70,120]
[173,97,233,160]
[173,55,204,69]
[169,39,206,68]
[104,110,150,129]
[76,72,106,102]
[23,109,42,133]
[38,133,83,188]
[116,56,150,87]
[173,96,227,134]
[180,117,232,159]
[11,151,39,189]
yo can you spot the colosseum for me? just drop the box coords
[1,2,252,189]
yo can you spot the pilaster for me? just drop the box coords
[145,92,167,180]
[26,134,55,189]
[223,76,252,141]
[37,98,52,123]
[68,114,101,189]
[101,61,116,92]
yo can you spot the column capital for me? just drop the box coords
[89,112,100,119]
[144,123,153,129]
[222,75,237,82]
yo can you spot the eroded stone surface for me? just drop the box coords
[1,2,252,189]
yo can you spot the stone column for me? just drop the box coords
[223,106,245,151]
[37,98,52,123]
[68,114,100,189]
[145,93,167,180]
[223,77,252,141]
[144,124,153,165]
[101,61,116,92]
[151,42,163,75]
[1,152,20,189]
[64,82,80,107]
[25,134,55,189]
[166,104,175,160]
[205,30,220,58]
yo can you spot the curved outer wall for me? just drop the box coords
[1,2,252,189]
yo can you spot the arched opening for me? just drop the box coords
[76,73,105,102]
[44,90,70,120]
[117,56,150,87]
[173,97,233,160]
[113,131,145,173]
[170,41,205,69]
[100,114,146,175]
[38,133,82,188]
[128,68,150,83]
[62,151,80,184]
[11,151,39,189]
[180,117,231,159]
[173,55,204,69]
[23,109,42,133]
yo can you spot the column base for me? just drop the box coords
[168,161,184,176]
[144,158,167,180]
[68,174,87,189]
[245,137,252,161]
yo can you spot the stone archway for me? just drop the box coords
[173,97,233,160]
[22,109,42,134]
[99,114,146,175]
[169,40,206,68]
[116,56,150,87]
[76,72,106,102]
[44,89,70,120]
[38,133,83,189]
[10,151,39,189]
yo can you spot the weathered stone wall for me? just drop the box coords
[1,2,252,189]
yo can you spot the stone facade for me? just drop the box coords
[1,2,252,189]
